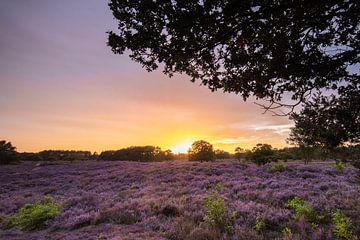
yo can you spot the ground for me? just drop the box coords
[0,160,359,239]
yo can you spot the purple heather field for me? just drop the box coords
[0,160,359,240]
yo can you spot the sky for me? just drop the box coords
[0,0,293,153]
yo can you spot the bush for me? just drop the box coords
[7,197,62,231]
[188,140,215,162]
[161,205,179,217]
[332,210,356,240]
[334,162,346,171]
[287,197,323,228]
[255,213,266,233]
[282,227,292,236]
[96,208,140,225]
[203,190,234,233]
[269,161,286,173]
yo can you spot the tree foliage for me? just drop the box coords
[234,147,246,160]
[98,146,174,162]
[107,0,359,116]
[188,140,215,162]
[288,93,360,160]
[0,140,19,165]
[214,149,231,159]
[249,143,275,165]
[37,150,93,161]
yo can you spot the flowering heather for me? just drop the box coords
[0,161,359,239]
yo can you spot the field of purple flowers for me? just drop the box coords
[1,160,359,240]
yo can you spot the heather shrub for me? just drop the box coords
[287,197,323,227]
[332,210,356,240]
[188,226,220,240]
[351,159,360,169]
[161,205,179,217]
[203,191,234,233]
[269,161,286,173]
[7,197,62,231]
[0,214,5,228]
[334,162,346,171]
[166,217,196,240]
[97,208,139,225]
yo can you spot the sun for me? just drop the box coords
[169,140,193,154]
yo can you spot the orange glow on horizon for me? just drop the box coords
[169,140,194,154]
[0,0,292,155]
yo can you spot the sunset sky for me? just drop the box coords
[0,0,293,153]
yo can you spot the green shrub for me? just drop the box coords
[287,197,323,227]
[269,161,286,172]
[203,191,234,234]
[255,213,266,233]
[334,162,346,171]
[7,197,62,231]
[332,210,356,240]
[282,227,292,236]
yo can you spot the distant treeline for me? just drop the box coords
[98,146,174,162]
[16,146,175,162]
[19,150,96,162]
[1,139,360,167]
[234,145,360,166]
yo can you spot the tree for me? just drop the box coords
[214,149,231,159]
[249,143,275,165]
[107,1,359,119]
[234,147,246,160]
[288,93,359,161]
[0,140,19,164]
[188,140,215,162]
[98,146,173,162]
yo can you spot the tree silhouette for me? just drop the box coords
[249,143,275,165]
[98,146,174,162]
[108,1,359,117]
[188,140,215,162]
[234,147,247,160]
[214,149,231,159]
[288,93,360,160]
[0,140,19,164]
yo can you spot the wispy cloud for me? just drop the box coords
[213,136,259,144]
[251,124,293,134]
[226,122,293,135]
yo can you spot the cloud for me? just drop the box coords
[213,136,259,144]
[226,122,293,135]
[213,139,243,144]
[251,124,294,134]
